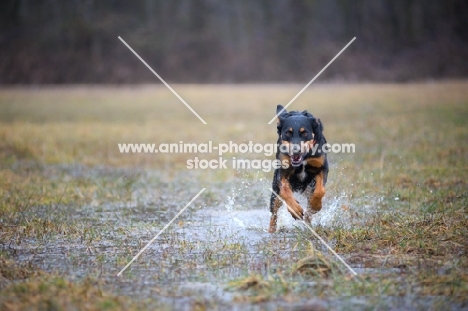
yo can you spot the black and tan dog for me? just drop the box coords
[269,105,329,233]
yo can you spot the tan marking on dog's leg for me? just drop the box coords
[268,197,282,233]
[279,177,304,220]
[308,171,326,213]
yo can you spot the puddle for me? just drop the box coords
[2,165,417,309]
[185,209,271,240]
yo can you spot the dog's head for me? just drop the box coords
[276,105,323,167]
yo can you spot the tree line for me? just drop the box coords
[1,0,467,83]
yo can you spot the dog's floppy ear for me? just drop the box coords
[307,114,323,141]
[276,105,288,135]
[316,118,324,132]
[276,105,287,124]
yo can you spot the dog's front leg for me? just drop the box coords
[305,171,326,223]
[279,176,304,220]
[269,173,304,233]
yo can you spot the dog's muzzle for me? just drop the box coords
[288,142,306,167]
[290,153,304,167]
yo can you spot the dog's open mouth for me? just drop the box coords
[290,154,304,166]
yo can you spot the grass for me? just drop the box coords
[0,82,467,310]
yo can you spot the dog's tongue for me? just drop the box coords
[292,154,301,162]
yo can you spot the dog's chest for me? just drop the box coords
[297,164,307,181]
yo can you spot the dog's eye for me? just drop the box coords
[301,131,308,136]
[285,130,292,136]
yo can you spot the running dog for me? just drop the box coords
[269,105,329,233]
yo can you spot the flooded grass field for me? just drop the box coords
[0,83,467,310]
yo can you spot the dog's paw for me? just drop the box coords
[309,196,323,212]
[289,202,304,220]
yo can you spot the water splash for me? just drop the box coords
[214,171,378,232]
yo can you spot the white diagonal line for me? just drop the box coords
[268,37,356,124]
[116,188,206,277]
[118,36,207,125]
[269,188,357,276]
